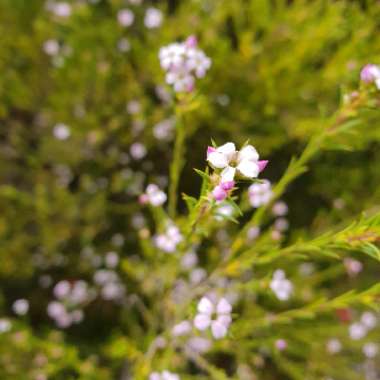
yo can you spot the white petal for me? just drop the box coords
[211,320,228,339]
[207,152,228,169]
[216,298,232,314]
[220,166,236,182]
[197,297,214,314]
[194,313,211,330]
[217,142,236,161]
[237,159,259,178]
[238,145,259,162]
[217,314,232,327]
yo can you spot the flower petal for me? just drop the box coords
[216,298,232,314]
[220,166,236,182]
[238,145,259,162]
[194,314,211,330]
[207,152,228,169]
[217,142,236,161]
[211,320,228,339]
[197,296,214,314]
[237,159,259,179]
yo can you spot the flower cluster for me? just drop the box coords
[270,270,293,301]
[360,64,380,89]
[139,184,167,207]
[47,280,94,328]
[248,180,272,208]
[154,224,183,253]
[159,36,211,93]
[207,142,268,201]
[194,296,232,339]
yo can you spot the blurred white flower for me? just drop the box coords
[144,7,163,29]
[181,251,198,270]
[326,338,342,354]
[363,342,378,358]
[186,336,212,353]
[248,180,272,208]
[117,9,134,27]
[361,311,377,329]
[48,2,72,18]
[272,201,288,216]
[12,299,29,316]
[172,320,192,337]
[270,270,293,301]
[194,296,232,339]
[349,322,367,340]
[129,142,147,160]
[43,39,60,56]
[0,318,11,333]
[140,184,167,207]
[53,123,71,140]
[153,118,175,141]
[154,224,183,253]
[105,251,119,268]
[117,38,131,52]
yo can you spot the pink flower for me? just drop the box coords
[360,64,380,83]
[185,35,198,48]
[220,181,234,191]
[258,160,269,172]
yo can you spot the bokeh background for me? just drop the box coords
[0,0,379,379]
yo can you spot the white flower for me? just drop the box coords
[155,224,183,253]
[194,296,232,339]
[186,337,212,353]
[270,270,293,301]
[49,2,72,17]
[53,123,71,140]
[144,7,163,29]
[129,142,147,160]
[142,184,167,206]
[0,318,11,333]
[361,311,377,330]
[117,9,134,27]
[105,251,119,268]
[349,322,367,340]
[207,143,266,182]
[12,299,29,316]
[149,371,180,380]
[159,43,186,71]
[43,39,60,56]
[363,342,378,358]
[248,180,272,208]
[326,338,342,354]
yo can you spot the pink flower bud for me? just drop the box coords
[258,160,269,173]
[275,339,287,351]
[220,181,234,191]
[185,35,198,48]
[212,186,227,202]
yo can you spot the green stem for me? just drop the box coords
[168,108,186,218]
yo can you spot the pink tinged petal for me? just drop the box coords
[360,64,380,83]
[237,159,259,179]
[216,298,232,314]
[220,181,234,191]
[258,160,269,172]
[238,145,259,162]
[197,297,214,314]
[211,320,228,339]
[139,194,149,204]
[207,146,216,157]
[212,186,227,202]
[217,142,236,161]
[194,314,211,330]
[207,152,228,169]
[220,166,236,182]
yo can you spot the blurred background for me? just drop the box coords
[0,0,379,379]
